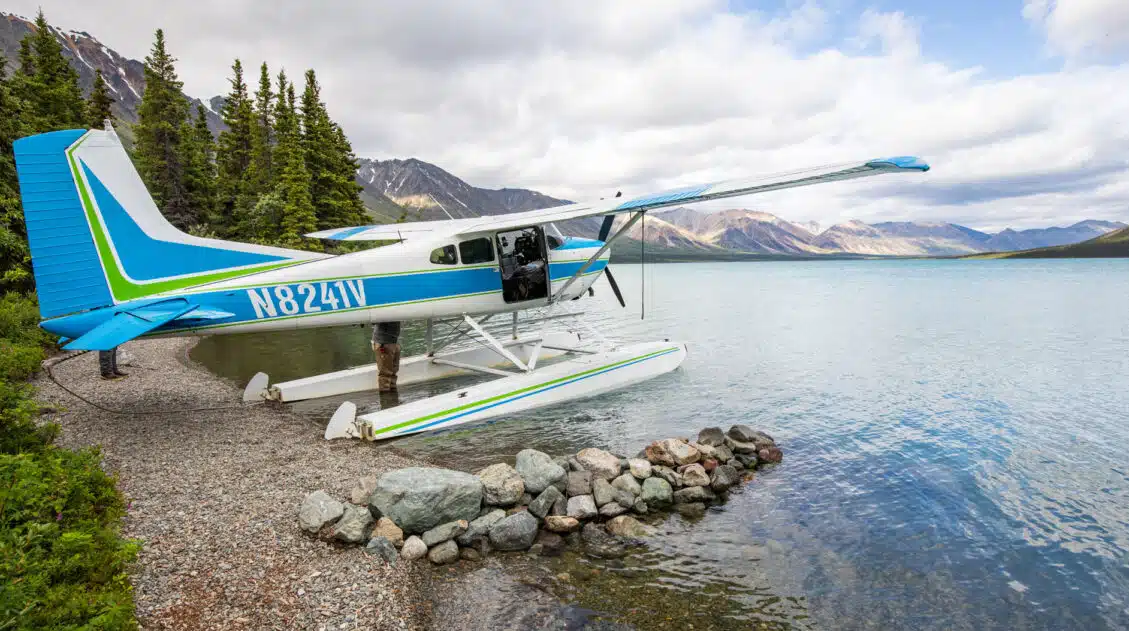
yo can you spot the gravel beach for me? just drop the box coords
[33,337,432,630]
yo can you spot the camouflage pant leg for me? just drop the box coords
[374,343,401,391]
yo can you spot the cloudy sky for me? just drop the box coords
[8,0,1129,231]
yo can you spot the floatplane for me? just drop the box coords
[14,125,929,441]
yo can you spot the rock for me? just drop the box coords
[581,523,628,559]
[627,458,652,479]
[680,463,710,487]
[726,457,743,470]
[735,453,759,469]
[640,477,673,507]
[702,459,718,473]
[552,455,570,472]
[550,496,567,516]
[528,543,544,556]
[710,464,740,492]
[428,540,459,565]
[515,449,566,495]
[298,490,345,534]
[566,470,592,497]
[477,463,525,506]
[613,489,636,509]
[371,517,404,548]
[690,441,717,460]
[592,478,617,507]
[728,425,775,447]
[697,427,727,446]
[536,530,566,557]
[727,437,759,455]
[370,468,483,534]
[488,511,540,551]
[364,536,399,564]
[713,444,734,462]
[529,486,563,519]
[422,519,468,547]
[632,498,649,514]
[567,456,584,472]
[401,536,428,561]
[332,505,374,543]
[460,547,481,561]
[644,439,700,467]
[566,495,598,520]
[674,485,716,504]
[611,473,642,496]
[575,448,622,480]
[456,509,506,546]
[545,515,581,533]
[599,502,628,518]
[519,493,533,506]
[758,447,784,464]
[676,502,707,519]
[652,465,682,488]
[606,515,654,538]
[350,475,378,505]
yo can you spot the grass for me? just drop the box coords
[0,292,140,630]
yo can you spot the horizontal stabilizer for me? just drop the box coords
[62,299,198,351]
[171,307,235,322]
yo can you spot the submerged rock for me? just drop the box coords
[489,511,540,551]
[581,523,628,559]
[592,478,616,507]
[371,517,404,548]
[457,509,506,546]
[545,515,581,533]
[627,458,653,479]
[680,463,710,487]
[333,505,374,543]
[536,530,566,557]
[370,468,483,534]
[529,486,563,519]
[477,463,525,506]
[298,490,345,534]
[758,447,784,464]
[566,470,592,497]
[401,535,427,561]
[515,449,566,494]
[566,494,598,520]
[575,448,621,480]
[606,515,654,538]
[676,502,707,519]
[644,438,700,467]
[364,536,399,564]
[697,427,727,446]
[422,519,468,547]
[428,540,460,565]
[640,476,673,507]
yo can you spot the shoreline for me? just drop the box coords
[33,337,433,630]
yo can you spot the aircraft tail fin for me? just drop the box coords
[13,127,329,319]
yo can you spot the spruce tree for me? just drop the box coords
[24,10,86,130]
[0,59,34,291]
[273,80,318,249]
[182,105,217,229]
[87,69,114,128]
[247,62,275,197]
[135,28,194,228]
[214,59,254,233]
[299,69,366,231]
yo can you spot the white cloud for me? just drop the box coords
[1024,0,1129,58]
[6,0,1129,231]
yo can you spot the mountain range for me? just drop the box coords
[2,12,1124,258]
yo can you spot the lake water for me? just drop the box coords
[193,259,1129,630]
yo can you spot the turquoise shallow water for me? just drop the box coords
[194,259,1129,629]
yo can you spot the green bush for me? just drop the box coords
[0,292,139,630]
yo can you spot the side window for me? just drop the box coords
[429,244,457,265]
[459,238,495,264]
[546,235,563,250]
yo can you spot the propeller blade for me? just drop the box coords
[605,267,626,308]
[597,215,615,242]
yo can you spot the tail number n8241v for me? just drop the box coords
[247,280,366,319]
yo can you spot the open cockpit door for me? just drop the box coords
[496,226,549,304]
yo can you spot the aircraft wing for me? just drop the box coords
[307,157,929,241]
[62,299,234,351]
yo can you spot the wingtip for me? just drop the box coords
[867,156,930,172]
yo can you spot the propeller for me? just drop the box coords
[598,215,627,308]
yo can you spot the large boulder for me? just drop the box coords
[680,463,710,487]
[421,519,468,547]
[370,468,483,534]
[697,427,727,447]
[710,464,740,492]
[488,512,539,551]
[477,463,525,506]
[728,425,775,448]
[514,449,566,495]
[372,517,404,548]
[298,490,345,533]
[428,540,459,565]
[575,448,622,480]
[611,473,642,496]
[606,515,655,538]
[566,495,598,520]
[456,509,506,546]
[401,536,428,561]
[592,478,616,507]
[566,470,593,497]
[644,439,700,467]
[640,477,673,507]
[333,505,374,543]
[529,486,563,519]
